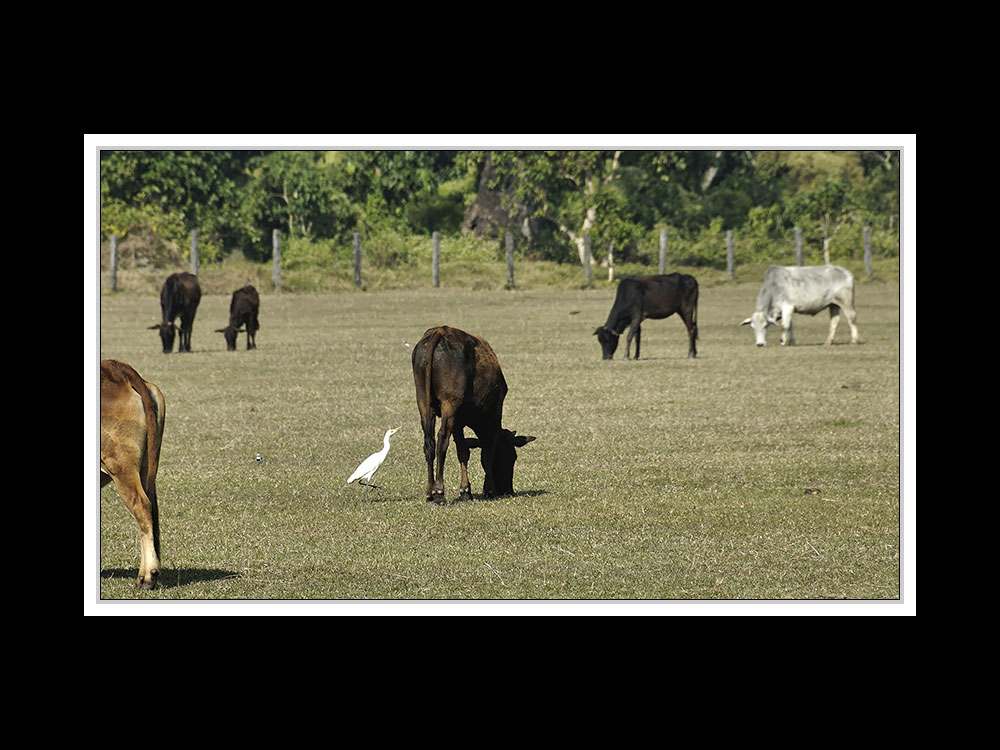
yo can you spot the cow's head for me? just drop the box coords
[149,322,176,353]
[593,326,620,360]
[215,325,245,351]
[467,429,536,497]
[740,311,778,347]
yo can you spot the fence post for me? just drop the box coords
[795,227,803,266]
[110,234,119,292]
[505,232,515,289]
[864,226,873,281]
[190,230,199,276]
[353,232,362,287]
[726,230,735,280]
[608,243,614,282]
[432,231,441,287]
[659,228,667,275]
[584,232,592,288]
[272,229,281,292]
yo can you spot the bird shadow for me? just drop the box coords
[100,567,241,591]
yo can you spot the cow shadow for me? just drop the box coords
[100,567,240,591]
[455,489,549,504]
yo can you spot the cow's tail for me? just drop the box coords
[120,364,163,559]
[423,328,445,418]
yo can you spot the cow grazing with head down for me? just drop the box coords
[100,359,166,590]
[412,326,535,504]
[594,273,699,360]
[215,285,260,351]
[741,264,859,347]
[150,272,201,353]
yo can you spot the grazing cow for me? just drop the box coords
[149,272,201,353]
[412,326,536,504]
[594,273,699,360]
[100,360,166,590]
[215,285,260,351]
[740,264,859,347]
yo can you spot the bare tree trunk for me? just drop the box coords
[544,151,622,266]
[700,151,723,192]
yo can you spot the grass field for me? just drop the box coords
[94,276,902,606]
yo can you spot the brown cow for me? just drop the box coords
[100,360,166,589]
[412,326,535,504]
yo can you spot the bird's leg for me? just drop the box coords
[364,481,370,502]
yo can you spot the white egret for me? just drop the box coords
[347,428,399,501]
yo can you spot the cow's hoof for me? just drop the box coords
[427,492,446,504]
[136,575,159,591]
[459,490,472,503]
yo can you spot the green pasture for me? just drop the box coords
[96,277,901,603]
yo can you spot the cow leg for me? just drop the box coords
[844,305,859,344]
[825,304,841,345]
[433,409,457,503]
[680,307,698,358]
[625,318,641,359]
[453,428,473,502]
[779,305,795,346]
[107,468,160,590]
[419,410,438,502]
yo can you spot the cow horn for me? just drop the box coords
[740,318,752,326]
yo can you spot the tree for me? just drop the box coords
[489,150,624,265]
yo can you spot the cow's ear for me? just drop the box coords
[465,438,481,450]
[593,328,601,336]
[513,435,536,447]
[740,318,752,326]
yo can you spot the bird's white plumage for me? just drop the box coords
[348,428,399,495]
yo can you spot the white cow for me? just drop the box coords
[741,264,859,346]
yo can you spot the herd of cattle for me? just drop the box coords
[100,264,860,589]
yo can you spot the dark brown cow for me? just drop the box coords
[412,326,535,504]
[100,360,166,590]
[150,272,201,353]
[215,285,260,351]
[594,273,699,360]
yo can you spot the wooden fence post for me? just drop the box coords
[432,231,441,287]
[505,232,515,289]
[190,230,199,276]
[726,230,735,280]
[608,243,614,282]
[584,232,592,288]
[864,226,873,281]
[272,229,281,292]
[659,228,667,275]
[109,234,119,292]
[353,232,362,287]
[795,227,803,266]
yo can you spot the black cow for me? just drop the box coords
[215,285,260,351]
[412,326,535,504]
[149,272,201,353]
[594,273,699,360]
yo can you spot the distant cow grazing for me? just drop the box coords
[594,273,699,360]
[412,326,535,504]
[741,264,859,347]
[215,285,260,351]
[150,272,201,353]
[100,360,166,590]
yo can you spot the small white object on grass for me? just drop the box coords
[347,428,399,501]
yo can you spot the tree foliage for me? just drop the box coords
[100,149,900,268]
